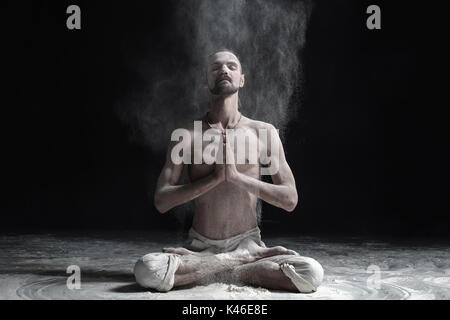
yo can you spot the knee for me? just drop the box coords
[133,253,181,292]
[133,258,155,288]
[304,258,324,290]
[280,256,324,293]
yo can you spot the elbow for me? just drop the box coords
[284,192,298,213]
[154,193,169,214]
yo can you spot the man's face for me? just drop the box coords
[206,51,245,96]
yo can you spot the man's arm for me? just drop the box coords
[154,139,225,213]
[226,126,298,212]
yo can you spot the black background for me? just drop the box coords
[3,0,447,238]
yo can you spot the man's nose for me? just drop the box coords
[219,65,229,74]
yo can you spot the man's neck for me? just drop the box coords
[208,93,240,129]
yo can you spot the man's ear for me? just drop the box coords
[240,74,245,88]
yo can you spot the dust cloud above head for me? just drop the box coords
[116,0,313,153]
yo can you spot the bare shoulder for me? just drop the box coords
[241,116,276,131]
[241,116,279,140]
[241,117,283,157]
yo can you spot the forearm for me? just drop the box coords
[234,173,298,212]
[155,173,221,213]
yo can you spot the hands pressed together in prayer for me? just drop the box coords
[214,132,241,184]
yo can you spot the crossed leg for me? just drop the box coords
[164,239,302,292]
[226,260,299,292]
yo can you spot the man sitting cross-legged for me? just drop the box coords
[133,49,324,293]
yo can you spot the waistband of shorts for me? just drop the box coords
[188,226,261,245]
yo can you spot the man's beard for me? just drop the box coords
[209,83,240,96]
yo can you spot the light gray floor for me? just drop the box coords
[0,232,449,300]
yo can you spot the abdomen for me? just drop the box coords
[188,163,260,240]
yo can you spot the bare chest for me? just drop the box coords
[188,128,262,181]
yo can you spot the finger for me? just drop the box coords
[224,142,234,164]
[226,141,235,164]
[215,141,224,164]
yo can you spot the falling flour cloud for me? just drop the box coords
[116,0,313,153]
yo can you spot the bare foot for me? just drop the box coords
[162,247,195,255]
[163,247,216,257]
[236,239,297,261]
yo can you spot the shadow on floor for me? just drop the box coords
[110,283,150,293]
[1,267,135,283]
